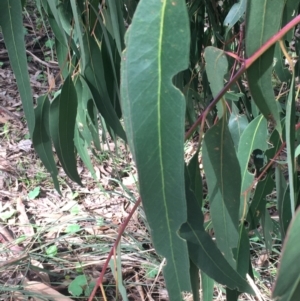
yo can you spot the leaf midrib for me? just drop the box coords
[157,0,182,292]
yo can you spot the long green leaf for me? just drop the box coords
[276,167,292,239]
[70,0,86,69]
[204,47,228,117]
[286,74,296,216]
[247,172,274,229]
[0,0,35,136]
[272,208,300,301]
[32,95,60,193]
[202,117,241,268]
[120,0,192,299]
[180,155,253,294]
[190,260,200,301]
[237,115,268,217]
[228,103,248,151]
[49,75,81,185]
[83,33,126,141]
[223,0,246,36]
[245,0,285,134]
[201,272,214,301]
[106,0,125,54]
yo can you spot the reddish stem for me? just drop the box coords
[88,198,141,301]
[185,14,300,140]
[89,12,300,301]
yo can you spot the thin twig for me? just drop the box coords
[88,198,141,301]
[25,50,59,69]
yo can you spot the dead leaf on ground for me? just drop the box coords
[23,280,75,301]
[17,197,35,237]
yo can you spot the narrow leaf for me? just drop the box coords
[106,0,125,54]
[190,260,200,301]
[247,173,274,229]
[120,0,192,299]
[49,75,81,185]
[0,0,35,136]
[285,74,296,216]
[261,209,273,253]
[74,129,97,181]
[32,95,60,193]
[201,272,214,301]
[70,0,86,68]
[204,47,228,117]
[83,33,126,141]
[228,103,248,151]
[180,155,253,294]
[245,0,285,134]
[272,208,300,300]
[238,115,268,217]
[202,118,241,268]
[223,0,246,36]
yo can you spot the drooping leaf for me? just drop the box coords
[190,260,200,301]
[74,129,97,181]
[202,118,241,268]
[285,72,296,216]
[274,43,291,83]
[79,77,101,151]
[226,288,240,301]
[272,208,300,300]
[223,0,246,36]
[32,95,60,193]
[49,75,81,185]
[70,0,87,69]
[247,173,274,229]
[227,224,251,301]
[120,0,192,299]
[83,33,126,142]
[238,115,268,217]
[180,155,253,294]
[201,272,214,301]
[204,46,228,117]
[0,0,35,136]
[235,225,250,277]
[228,103,248,151]
[276,167,292,239]
[261,208,273,253]
[282,0,300,41]
[245,0,285,134]
[105,0,126,54]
